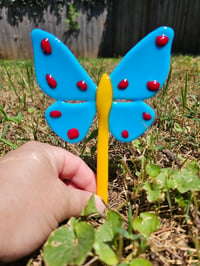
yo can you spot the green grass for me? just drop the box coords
[0,56,199,265]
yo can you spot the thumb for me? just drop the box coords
[53,183,105,222]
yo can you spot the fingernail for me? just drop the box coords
[95,195,106,213]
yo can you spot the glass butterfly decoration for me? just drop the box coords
[31,26,174,203]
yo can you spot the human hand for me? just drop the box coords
[0,141,104,262]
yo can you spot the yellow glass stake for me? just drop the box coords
[96,73,113,204]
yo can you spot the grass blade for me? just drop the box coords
[0,138,17,149]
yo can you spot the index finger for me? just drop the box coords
[48,145,96,193]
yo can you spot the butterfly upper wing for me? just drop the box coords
[109,101,155,142]
[110,26,174,101]
[31,29,97,143]
[31,29,96,101]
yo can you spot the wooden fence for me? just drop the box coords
[114,0,200,55]
[0,0,200,59]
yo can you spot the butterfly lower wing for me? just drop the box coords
[45,101,96,143]
[109,101,155,142]
[110,26,174,101]
[31,29,96,101]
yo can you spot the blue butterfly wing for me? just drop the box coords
[45,101,96,143]
[31,29,97,143]
[110,26,174,101]
[31,29,96,101]
[109,26,174,142]
[109,101,155,142]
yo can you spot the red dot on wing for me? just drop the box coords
[121,130,129,138]
[67,128,79,139]
[118,79,129,90]
[143,112,152,120]
[46,74,57,89]
[77,81,87,91]
[156,35,169,47]
[50,110,62,118]
[147,80,160,92]
[41,38,52,55]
